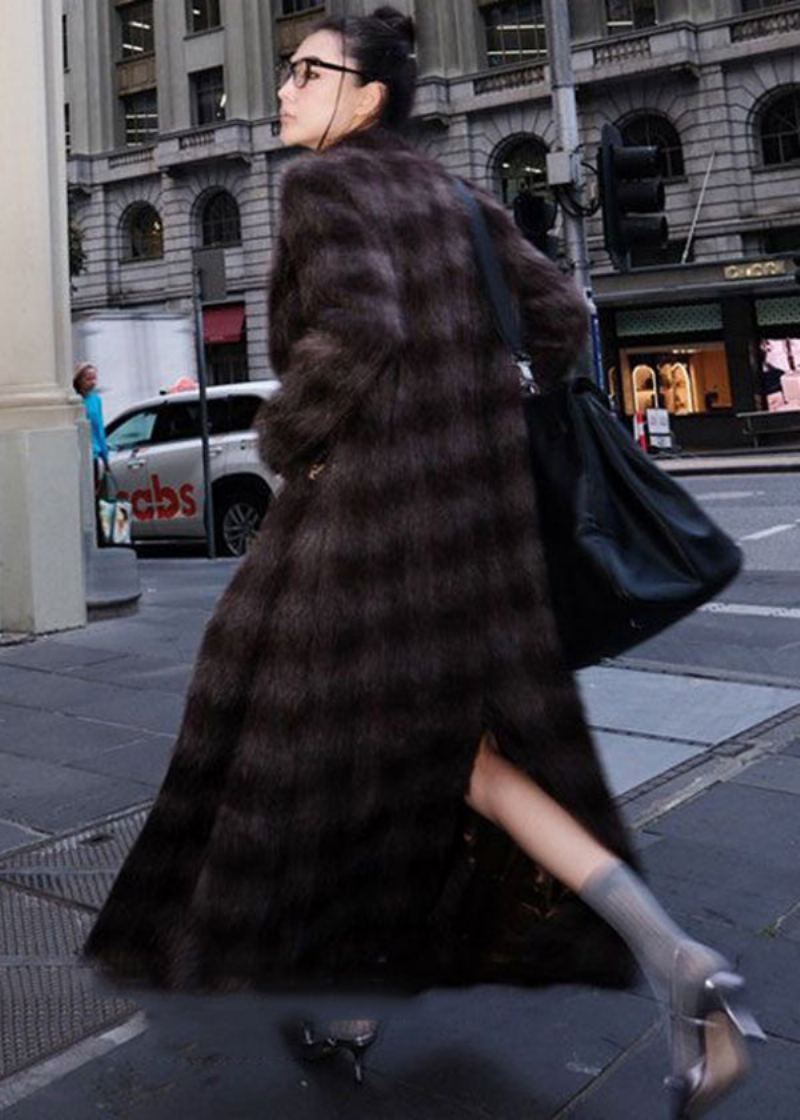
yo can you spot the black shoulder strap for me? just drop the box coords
[452,178,529,364]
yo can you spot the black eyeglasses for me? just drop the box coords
[276,56,368,90]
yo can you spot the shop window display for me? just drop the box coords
[760,338,800,412]
[618,343,732,416]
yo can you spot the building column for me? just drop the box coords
[0,0,85,634]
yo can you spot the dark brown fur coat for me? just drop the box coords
[85,127,638,993]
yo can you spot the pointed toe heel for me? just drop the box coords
[327,1019,379,1086]
[670,970,766,1120]
[297,1018,378,1085]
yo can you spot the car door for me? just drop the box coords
[224,394,264,476]
[105,406,162,540]
[145,397,229,539]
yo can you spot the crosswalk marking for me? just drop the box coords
[700,602,800,621]
[738,523,797,542]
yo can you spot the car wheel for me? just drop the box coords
[215,486,269,558]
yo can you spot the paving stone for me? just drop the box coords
[51,618,204,659]
[0,819,45,857]
[734,927,800,1044]
[67,735,174,787]
[592,731,705,797]
[640,834,800,937]
[64,655,193,695]
[565,1022,798,1120]
[579,667,800,745]
[61,687,185,737]
[0,706,144,764]
[0,667,105,715]
[646,783,800,873]
[732,754,800,796]
[354,985,656,1120]
[0,641,122,673]
[777,906,800,942]
[0,752,152,832]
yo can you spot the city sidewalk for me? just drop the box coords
[657,447,800,476]
[0,559,798,1119]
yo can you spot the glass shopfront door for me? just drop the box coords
[618,342,732,417]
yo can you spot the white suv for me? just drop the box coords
[105,380,281,556]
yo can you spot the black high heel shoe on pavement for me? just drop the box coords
[666,947,766,1119]
[300,1019,379,1085]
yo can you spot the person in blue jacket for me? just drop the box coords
[74,362,110,544]
[73,362,109,469]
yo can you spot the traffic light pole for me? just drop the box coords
[542,0,601,386]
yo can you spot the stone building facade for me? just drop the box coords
[64,0,800,448]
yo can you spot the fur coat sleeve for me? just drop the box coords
[469,185,590,390]
[257,158,406,475]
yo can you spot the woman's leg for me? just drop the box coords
[466,733,763,1118]
[466,733,614,894]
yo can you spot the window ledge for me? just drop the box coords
[752,159,800,174]
[184,26,224,40]
[119,255,164,265]
[116,52,156,66]
[275,7,325,23]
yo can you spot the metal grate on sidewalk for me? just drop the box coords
[0,807,149,1081]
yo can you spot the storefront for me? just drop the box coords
[598,283,800,452]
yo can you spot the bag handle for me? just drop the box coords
[452,178,537,390]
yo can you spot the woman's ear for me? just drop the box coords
[357,80,386,126]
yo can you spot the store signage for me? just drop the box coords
[724,260,788,281]
[646,407,673,450]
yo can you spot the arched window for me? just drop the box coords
[201,190,241,246]
[122,202,163,260]
[619,113,685,179]
[495,136,550,206]
[759,88,800,167]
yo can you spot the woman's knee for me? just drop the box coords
[466,732,504,824]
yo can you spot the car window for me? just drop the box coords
[152,398,229,443]
[228,395,263,432]
[106,408,160,451]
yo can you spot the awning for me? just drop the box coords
[203,304,245,345]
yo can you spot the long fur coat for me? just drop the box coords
[85,127,638,993]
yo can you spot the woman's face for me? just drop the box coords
[81,366,98,393]
[277,30,383,150]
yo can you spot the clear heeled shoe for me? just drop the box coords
[300,1018,379,1085]
[666,947,766,1119]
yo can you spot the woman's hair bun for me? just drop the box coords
[372,6,416,50]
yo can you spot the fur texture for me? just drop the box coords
[85,128,638,993]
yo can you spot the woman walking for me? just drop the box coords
[85,9,763,1116]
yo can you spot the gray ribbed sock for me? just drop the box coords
[579,859,721,1001]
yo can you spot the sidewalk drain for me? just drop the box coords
[0,810,147,1082]
[0,885,134,1081]
[0,808,148,911]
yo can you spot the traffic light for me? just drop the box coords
[513,190,559,261]
[598,123,668,271]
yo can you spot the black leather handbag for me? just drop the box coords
[455,180,742,669]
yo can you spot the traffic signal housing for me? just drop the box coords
[598,123,668,271]
[513,190,559,261]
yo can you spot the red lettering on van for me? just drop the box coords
[180,483,197,517]
[152,474,180,520]
[117,475,196,522]
[131,489,154,521]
